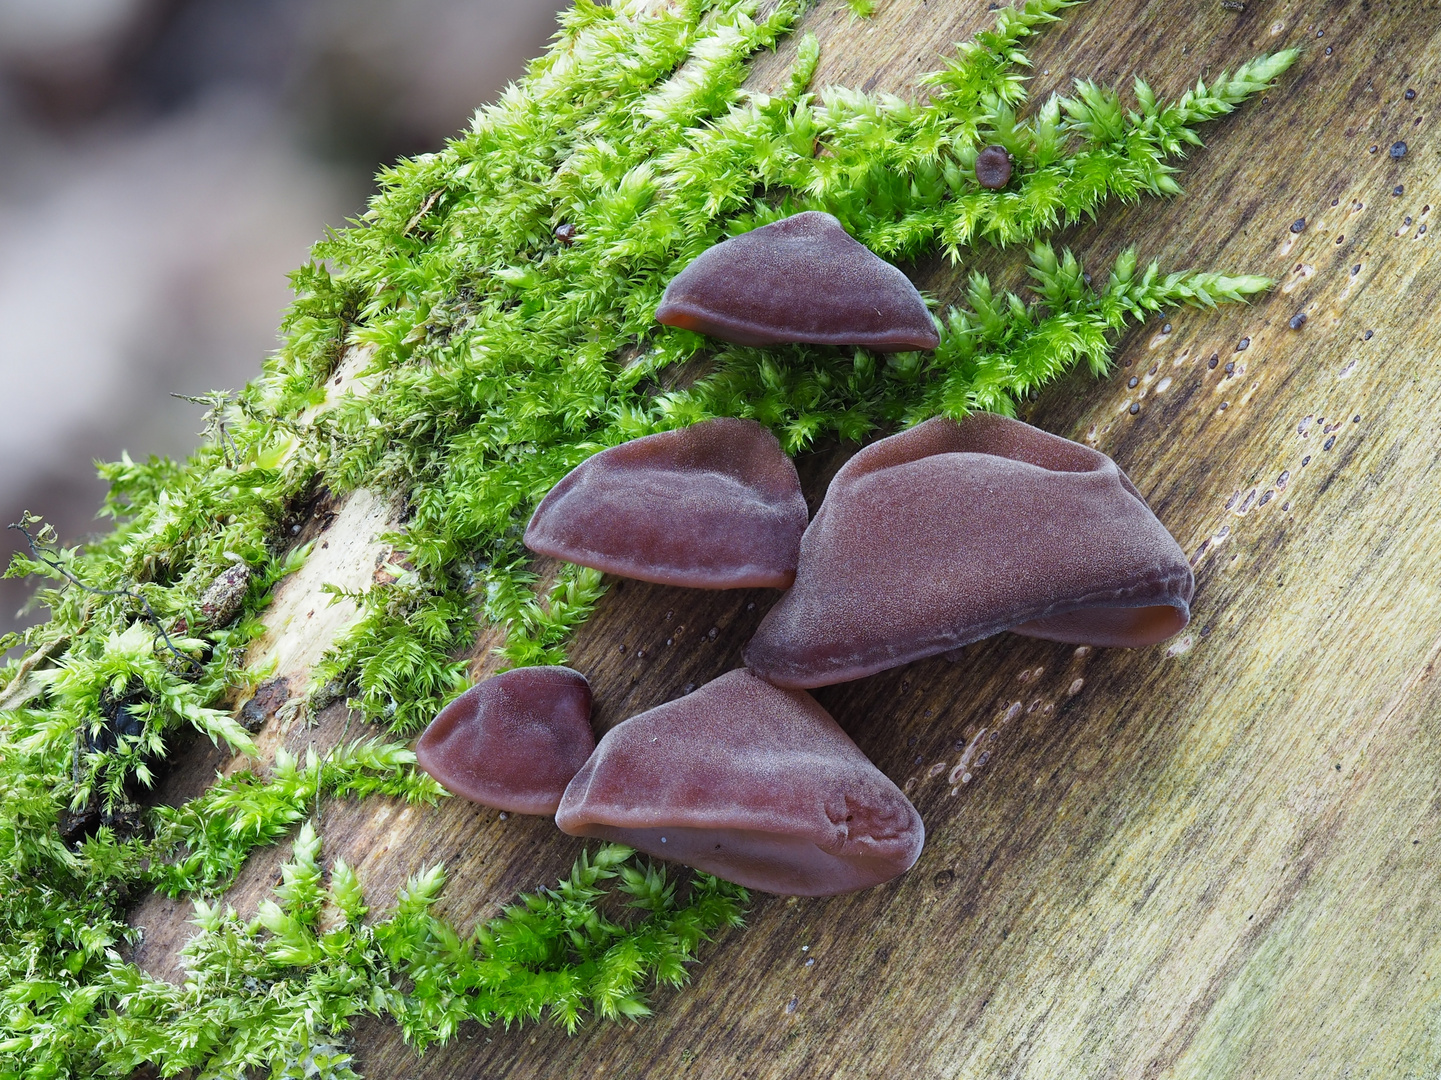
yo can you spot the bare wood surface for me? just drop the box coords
[127,0,1441,1075]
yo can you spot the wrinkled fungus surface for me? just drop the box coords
[524,417,808,589]
[745,414,1194,688]
[416,666,594,815]
[654,211,939,351]
[555,669,924,896]
[975,144,1013,189]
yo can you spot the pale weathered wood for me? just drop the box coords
[127,0,1441,1075]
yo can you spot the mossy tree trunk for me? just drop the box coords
[126,0,1441,1076]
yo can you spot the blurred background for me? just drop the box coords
[0,0,569,645]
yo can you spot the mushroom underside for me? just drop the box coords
[563,821,914,897]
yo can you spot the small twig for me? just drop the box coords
[402,189,444,237]
[0,634,70,712]
[172,390,239,467]
[8,515,202,674]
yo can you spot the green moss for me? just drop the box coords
[0,0,1296,1075]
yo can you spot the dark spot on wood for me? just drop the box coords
[1289,218,1307,234]
[1289,313,1307,330]
[1390,141,1408,159]
[239,677,291,733]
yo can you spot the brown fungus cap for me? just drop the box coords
[974,144,1013,190]
[416,666,594,815]
[744,414,1194,688]
[654,211,939,351]
[555,669,924,896]
[524,417,807,589]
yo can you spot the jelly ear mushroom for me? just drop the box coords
[745,413,1194,688]
[555,669,924,896]
[416,666,594,815]
[524,417,808,589]
[655,211,939,352]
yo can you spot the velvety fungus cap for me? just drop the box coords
[524,417,808,589]
[974,144,1013,189]
[416,665,594,815]
[554,668,924,896]
[654,211,940,351]
[744,414,1194,688]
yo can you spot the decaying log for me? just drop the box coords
[128,0,1441,1075]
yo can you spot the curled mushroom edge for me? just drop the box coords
[655,211,939,352]
[744,413,1194,689]
[416,665,595,816]
[555,668,925,897]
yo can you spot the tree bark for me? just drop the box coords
[127,0,1441,1076]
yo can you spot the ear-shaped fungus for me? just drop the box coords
[654,211,939,351]
[416,666,594,815]
[555,669,924,896]
[524,417,808,589]
[744,414,1194,688]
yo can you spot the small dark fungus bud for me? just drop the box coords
[554,223,578,245]
[525,417,808,589]
[1162,322,1172,334]
[1208,354,1219,369]
[1236,337,1250,351]
[555,669,924,896]
[1290,218,1307,234]
[1364,330,1373,339]
[974,145,1013,190]
[655,211,938,351]
[1393,185,1405,197]
[1324,45,1332,55]
[1129,402,1141,415]
[1128,377,1139,388]
[416,666,594,815]
[1405,88,1417,101]
[1225,361,1236,374]
[1289,312,1308,330]
[1390,141,1408,159]
[744,415,1194,689]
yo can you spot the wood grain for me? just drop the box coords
[127,0,1441,1075]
